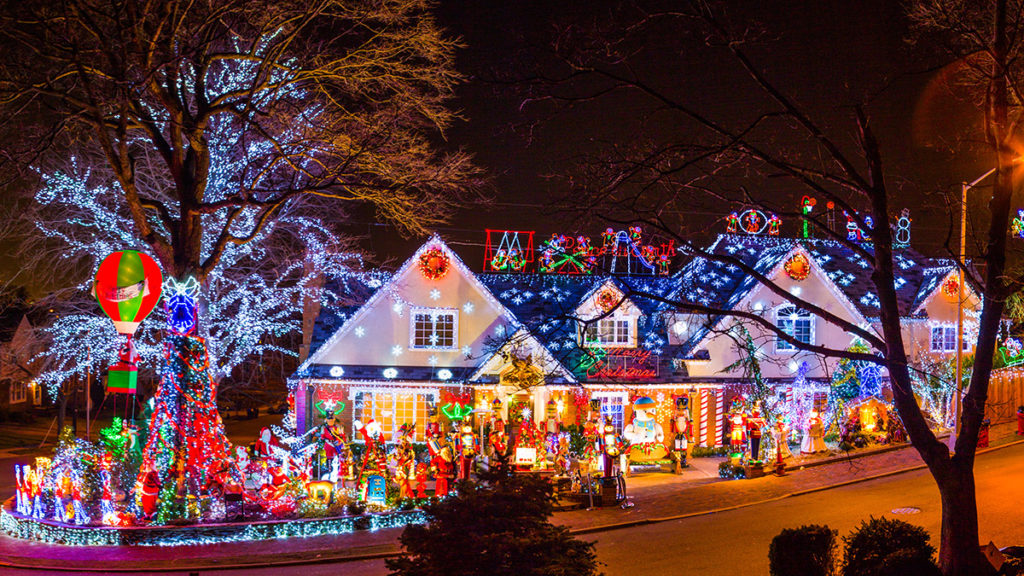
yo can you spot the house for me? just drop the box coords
[289,231,979,448]
[0,314,44,416]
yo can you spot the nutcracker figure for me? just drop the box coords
[455,423,479,481]
[601,417,621,478]
[671,396,692,471]
[394,423,417,499]
[489,416,507,459]
[320,415,350,484]
[746,408,766,461]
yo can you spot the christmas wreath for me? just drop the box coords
[419,247,450,280]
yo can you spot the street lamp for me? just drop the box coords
[952,170,994,444]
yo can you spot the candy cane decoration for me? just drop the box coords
[714,391,725,447]
[699,389,709,447]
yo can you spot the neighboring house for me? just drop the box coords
[290,233,980,447]
[0,315,44,414]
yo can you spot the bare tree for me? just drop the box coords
[510,2,1021,573]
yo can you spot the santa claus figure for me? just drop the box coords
[138,464,160,519]
[427,426,455,496]
[355,418,388,475]
[455,422,479,481]
[253,427,281,461]
[489,417,507,460]
[729,404,747,452]
[414,463,429,498]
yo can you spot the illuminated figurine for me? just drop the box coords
[13,465,26,515]
[746,408,767,461]
[427,425,455,496]
[623,396,665,446]
[70,470,90,524]
[414,463,429,498]
[601,417,625,478]
[489,416,507,459]
[628,225,642,244]
[53,473,69,522]
[844,211,861,242]
[138,463,160,519]
[508,248,526,272]
[671,396,692,471]
[455,422,478,481]
[490,248,508,271]
[27,466,44,519]
[726,212,740,233]
[393,423,417,499]
[772,417,793,475]
[744,211,761,233]
[657,253,671,275]
[767,214,782,236]
[1018,405,1024,436]
[800,411,828,454]
[320,415,350,484]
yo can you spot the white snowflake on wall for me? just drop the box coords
[430,289,441,301]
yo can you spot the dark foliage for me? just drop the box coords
[769,524,838,576]
[386,462,601,576]
[842,517,936,576]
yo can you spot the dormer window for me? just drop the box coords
[410,307,458,349]
[584,317,635,347]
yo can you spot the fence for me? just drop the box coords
[987,368,1024,424]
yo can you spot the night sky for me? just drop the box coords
[0,1,1001,292]
[354,0,992,270]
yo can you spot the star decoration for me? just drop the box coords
[430,288,441,301]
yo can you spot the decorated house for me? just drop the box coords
[290,228,980,451]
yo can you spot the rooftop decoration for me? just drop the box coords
[801,196,816,238]
[894,209,912,249]
[725,209,781,237]
[419,247,450,280]
[784,253,811,281]
[484,230,534,272]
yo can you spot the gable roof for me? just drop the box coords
[296,234,519,379]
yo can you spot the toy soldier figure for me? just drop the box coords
[671,396,692,473]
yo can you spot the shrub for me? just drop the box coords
[691,445,731,457]
[842,517,936,576]
[769,524,838,576]
[876,549,941,576]
[718,461,746,479]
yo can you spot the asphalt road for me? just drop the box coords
[7,442,1024,576]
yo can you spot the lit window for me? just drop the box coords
[410,308,458,349]
[930,326,971,353]
[592,392,627,433]
[584,318,634,347]
[352,390,438,442]
[9,381,27,404]
[776,305,814,352]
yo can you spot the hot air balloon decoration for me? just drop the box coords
[93,251,163,394]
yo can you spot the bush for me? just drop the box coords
[876,549,941,576]
[691,445,731,457]
[386,464,600,576]
[842,517,936,576]
[769,524,838,576]
[718,461,746,479]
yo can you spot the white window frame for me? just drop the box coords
[591,391,628,433]
[9,380,26,404]
[775,305,814,352]
[583,315,637,348]
[930,325,971,353]
[409,307,459,350]
[349,386,439,442]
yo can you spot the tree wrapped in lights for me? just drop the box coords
[139,334,232,523]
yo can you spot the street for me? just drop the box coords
[7,442,1022,576]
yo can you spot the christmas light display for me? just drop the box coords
[942,275,960,298]
[164,277,200,335]
[1013,209,1024,239]
[784,253,811,281]
[894,209,912,248]
[999,337,1024,367]
[801,196,816,238]
[484,230,534,272]
[419,247,451,280]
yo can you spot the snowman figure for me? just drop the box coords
[623,396,665,445]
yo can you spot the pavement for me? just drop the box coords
[1,421,1020,573]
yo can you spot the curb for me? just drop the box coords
[570,436,1024,537]
[4,438,1023,572]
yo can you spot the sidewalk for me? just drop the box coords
[1,422,1020,572]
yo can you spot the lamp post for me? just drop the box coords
[952,170,994,446]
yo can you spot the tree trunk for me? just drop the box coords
[937,464,994,575]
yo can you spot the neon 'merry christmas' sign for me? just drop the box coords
[580,348,659,379]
